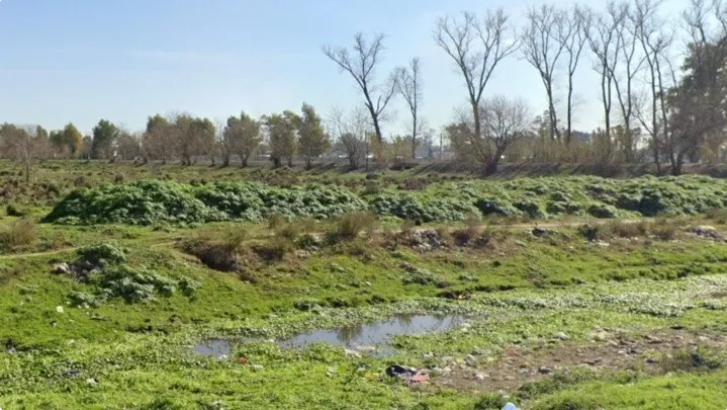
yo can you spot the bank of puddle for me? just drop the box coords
[193,314,467,359]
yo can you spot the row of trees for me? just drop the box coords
[3,0,727,176]
[324,0,727,175]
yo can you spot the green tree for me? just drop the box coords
[223,112,262,168]
[91,119,120,160]
[266,112,298,168]
[190,118,216,165]
[142,115,172,164]
[296,104,330,169]
[50,123,84,157]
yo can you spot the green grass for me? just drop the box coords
[2,160,727,408]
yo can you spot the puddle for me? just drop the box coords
[193,314,467,359]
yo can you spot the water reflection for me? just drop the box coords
[192,314,467,359]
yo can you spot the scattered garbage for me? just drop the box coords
[385,365,430,387]
[502,403,519,410]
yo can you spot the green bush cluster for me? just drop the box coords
[68,242,200,306]
[45,181,367,225]
[45,175,727,225]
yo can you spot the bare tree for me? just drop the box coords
[396,58,422,159]
[480,96,533,173]
[329,107,370,170]
[561,6,590,145]
[0,124,49,185]
[323,33,396,146]
[633,0,673,173]
[611,1,646,162]
[436,9,518,162]
[521,5,567,141]
[585,3,625,149]
[142,114,174,165]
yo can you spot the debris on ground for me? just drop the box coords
[404,229,444,252]
[385,365,430,387]
[691,226,724,242]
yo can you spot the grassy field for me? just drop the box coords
[1,161,727,409]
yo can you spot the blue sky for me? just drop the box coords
[0,0,685,136]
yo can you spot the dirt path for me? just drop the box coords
[0,241,177,261]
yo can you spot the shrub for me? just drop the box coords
[659,349,722,373]
[77,242,126,267]
[587,204,617,218]
[326,212,378,243]
[253,237,292,262]
[0,219,36,249]
[705,207,727,224]
[5,204,26,217]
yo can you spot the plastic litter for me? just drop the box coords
[502,403,518,410]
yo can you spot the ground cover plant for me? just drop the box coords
[41,173,727,225]
[2,161,727,409]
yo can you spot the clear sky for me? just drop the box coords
[0,0,685,136]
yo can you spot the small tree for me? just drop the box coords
[330,107,370,170]
[223,112,261,168]
[396,58,423,159]
[266,112,298,168]
[296,103,330,169]
[0,124,48,185]
[116,131,142,161]
[190,117,216,165]
[323,33,397,146]
[91,119,121,160]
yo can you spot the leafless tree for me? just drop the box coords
[329,107,371,169]
[611,1,646,162]
[585,3,625,148]
[480,96,533,173]
[0,124,49,185]
[396,58,422,159]
[435,9,518,160]
[521,5,567,141]
[632,0,673,173]
[561,6,590,145]
[323,33,396,145]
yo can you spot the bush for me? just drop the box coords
[0,219,36,249]
[658,348,723,373]
[6,204,26,217]
[253,237,292,262]
[326,212,378,243]
[77,242,126,267]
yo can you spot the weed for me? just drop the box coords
[0,219,36,249]
[326,212,378,243]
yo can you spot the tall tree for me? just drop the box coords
[91,119,121,160]
[396,58,423,159]
[190,117,216,165]
[521,5,567,141]
[666,0,727,174]
[142,115,173,164]
[585,3,624,150]
[296,104,330,169]
[323,33,397,146]
[266,112,298,168]
[435,9,518,170]
[50,123,83,158]
[633,0,673,173]
[611,1,645,162]
[561,6,590,146]
[223,112,262,168]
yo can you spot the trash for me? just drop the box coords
[56,306,65,314]
[51,263,70,274]
[385,365,430,386]
[237,356,248,365]
[502,403,519,410]
[251,364,264,371]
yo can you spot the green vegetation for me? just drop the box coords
[1,161,727,409]
[43,174,727,226]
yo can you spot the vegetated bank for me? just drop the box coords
[42,175,727,225]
